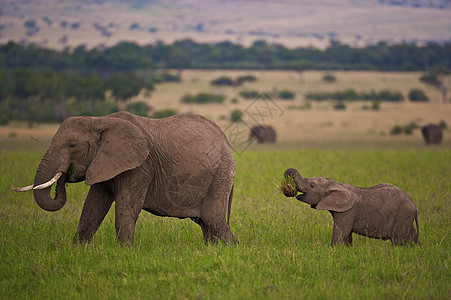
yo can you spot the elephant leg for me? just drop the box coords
[198,216,236,244]
[331,217,353,246]
[347,232,353,245]
[198,176,236,244]
[74,184,114,244]
[114,187,146,245]
[391,214,415,246]
[191,217,213,243]
[114,203,141,246]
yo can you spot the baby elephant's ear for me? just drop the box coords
[316,186,356,212]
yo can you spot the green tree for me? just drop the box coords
[126,101,151,117]
[106,72,153,101]
[278,90,295,100]
[230,110,243,122]
[152,109,178,118]
[408,89,429,102]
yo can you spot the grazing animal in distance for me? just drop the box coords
[249,125,277,143]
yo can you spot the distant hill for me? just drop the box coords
[1,0,450,50]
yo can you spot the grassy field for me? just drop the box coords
[1,143,450,299]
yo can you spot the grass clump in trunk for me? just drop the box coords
[280,174,297,197]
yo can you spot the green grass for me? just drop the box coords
[1,148,450,299]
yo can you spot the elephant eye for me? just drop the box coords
[69,142,76,148]
[310,183,315,189]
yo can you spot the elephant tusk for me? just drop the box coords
[11,184,34,192]
[33,172,63,190]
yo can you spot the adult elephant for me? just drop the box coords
[249,125,277,143]
[13,111,237,245]
[421,124,443,145]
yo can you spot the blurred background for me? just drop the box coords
[1,0,450,148]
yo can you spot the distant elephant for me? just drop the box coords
[283,168,419,246]
[249,125,277,143]
[13,111,237,245]
[421,124,443,145]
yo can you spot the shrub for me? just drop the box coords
[439,120,448,129]
[408,89,429,102]
[362,90,403,101]
[306,90,404,102]
[239,90,259,99]
[372,101,380,111]
[126,101,150,117]
[236,75,257,84]
[212,75,257,87]
[334,89,359,101]
[390,122,419,135]
[333,101,346,110]
[152,109,178,118]
[420,73,441,87]
[403,122,419,135]
[323,74,336,82]
[181,93,225,104]
[362,101,381,111]
[390,125,403,135]
[377,90,404,101]
[305,92,331,101]
[210,76,235,86]
[278,90,295,100]
[230,110,243,122]
[148,72,180,83]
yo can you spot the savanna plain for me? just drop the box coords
[0,70,450,299]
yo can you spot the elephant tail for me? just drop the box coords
[414,211,420,243]
[227,184,234,226]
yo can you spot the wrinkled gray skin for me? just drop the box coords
[284,168,419,246]
[421,124,443,145]
[22,111,237,245]
[249,125,277,143]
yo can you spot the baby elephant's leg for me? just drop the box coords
[391,213,416,245]
[331,220,353,246]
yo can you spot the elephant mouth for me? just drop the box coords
[295,191,306,201]
[66,163,85,183]
[295,192,317,208]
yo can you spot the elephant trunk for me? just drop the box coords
[284,168,303,192]
[32,153,68,212]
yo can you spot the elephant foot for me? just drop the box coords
[193,217,237,245]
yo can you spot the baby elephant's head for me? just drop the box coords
[283,168,355,212]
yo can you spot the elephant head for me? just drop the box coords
[284,168,355,212]
[14,116,149,211]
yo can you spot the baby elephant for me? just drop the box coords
[283,168,419,246]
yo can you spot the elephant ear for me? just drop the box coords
[85,117,149,185]
[316,185,356,212]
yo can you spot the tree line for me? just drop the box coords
[0,68,157,125]
[1,39,450,124]
[1,39,450,72]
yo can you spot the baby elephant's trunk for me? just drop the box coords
[284,168,303,192]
